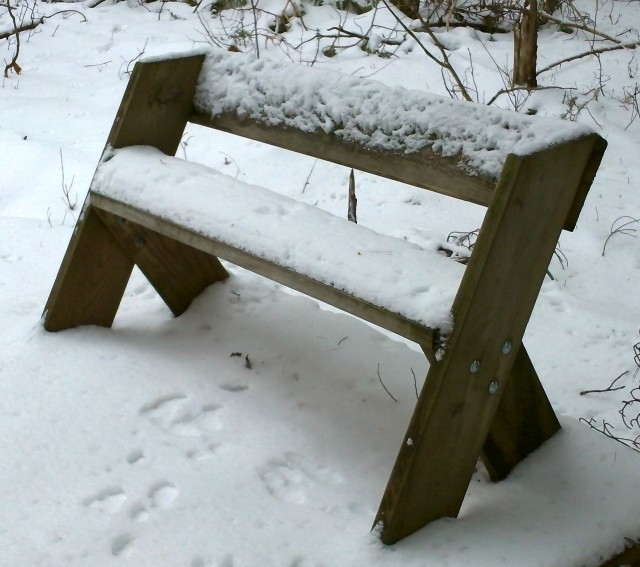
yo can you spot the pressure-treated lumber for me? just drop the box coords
[375,134,600,544]
[42,52,607,546]
[481,344,561,480]
[94,208,229,317]
[191,111,497,210]
[43,206,133,332]
[108,54,205,153]
[43,53,206,330]
[90,192,439,353]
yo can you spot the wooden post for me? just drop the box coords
[375,134,603,544]
[43,206,133,331]
[43,54,207,330]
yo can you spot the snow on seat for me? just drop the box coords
[92,145,462,340]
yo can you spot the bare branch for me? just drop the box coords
[537,40,640,77]
[381,0,473,101]
[580,371,628,396]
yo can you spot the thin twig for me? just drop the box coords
[377,363,398,403]
[301,159,317,193]
[602,216,639,256]
[410,367,419,399]
[580,371,628,396]
[380,0,473,101]
[486,84,575,107]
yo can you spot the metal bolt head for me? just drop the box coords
[470,360,481,374]
[488,380,499,394]
[134,234,145,248]
[501,341,512,355]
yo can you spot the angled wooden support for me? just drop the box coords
[94,210,228,317]
[43,54,208,330]
[375,134,604,544]
[482,344,560,481]
[43,206,134,331]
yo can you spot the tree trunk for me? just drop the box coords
[513,0,538,88]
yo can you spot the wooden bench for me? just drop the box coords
[42,50,607,544]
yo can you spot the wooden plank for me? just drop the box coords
[43,55,207,331]
[564,134,608,231]
[43,205,134,331]
[190,111,497,209]
[190,115,606,231]
[374,135,597,544]
[95,208,229,316]
[481,344,561,481]
[90,192,437,350]
[108,54,205,153]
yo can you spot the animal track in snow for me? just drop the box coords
[126,448,145,464]
[82,487,127,514]
[111,533,134,557]
[139,394,222,437]
[148,481,179,509]
[259,452,342,505]
[129,502,150,523]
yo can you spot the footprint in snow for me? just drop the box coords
[139,394,222,437]
[111,533,134,557]
[148,481,179,509]
[259,452,342,505]
[82,486,127,514]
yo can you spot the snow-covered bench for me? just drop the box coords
[43,50,606,544]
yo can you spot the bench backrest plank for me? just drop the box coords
[192,51,606,230]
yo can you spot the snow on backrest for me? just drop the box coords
[193,50,594,181]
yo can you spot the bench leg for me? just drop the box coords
[95,209,229,317]
[482,344,560,481]
[43,205,134,331]
[374,136,599,544]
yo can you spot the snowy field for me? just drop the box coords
[1,0,640,565]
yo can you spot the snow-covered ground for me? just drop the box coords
[1,1,640,565]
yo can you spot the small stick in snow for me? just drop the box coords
[580,370,628,396]
[348,169,357,224]
[301,159,317,194]
[377,363,398,403]
[411,367,419,399]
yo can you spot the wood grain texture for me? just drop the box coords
[43,205,134,331]
[375,136,597,544]
[108,54,205,153]
[43,55,205,330]
[190,111,497,209]
[95,208,229,316]
[482,344,561,481]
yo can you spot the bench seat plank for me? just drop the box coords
[92,146,464,345]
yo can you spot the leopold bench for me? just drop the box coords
[43,50,606,544]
